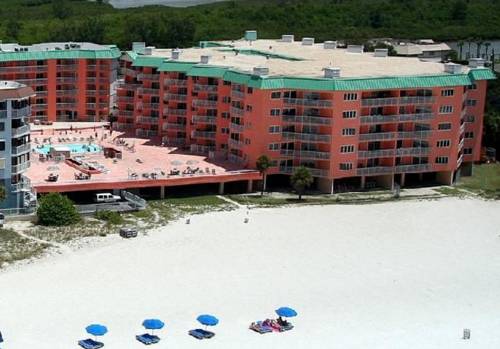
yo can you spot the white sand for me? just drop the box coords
[1,198,500,349]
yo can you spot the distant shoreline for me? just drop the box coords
[108,0,225,8]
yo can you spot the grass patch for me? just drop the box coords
[457,164,500,199]
[0,228,49,267]
[95,210,124,226]
[26,220,116,243]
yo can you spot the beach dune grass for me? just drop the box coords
[458,163,500,198]
[0,228,48,267]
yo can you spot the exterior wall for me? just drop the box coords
[116,58,491,186]
[0,57,118,123]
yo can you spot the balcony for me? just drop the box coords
[162,136,186,146]
[361,112,434,123]
[458,138,465,150]
[282,115,332,125]
[228,153,246,165]
[57,77,77,83]
[361,96,435,107]
[231,90,245,99]
[228,138,244,148]
[56,90,77,96]
[397,130,432,139]
[114,122,134,131]
[358,149,395,158]
[136,129,158,137]
[12,125,30,137]
[282,132,331,143]
[193,84,218,92]
[193,99,218,108]
[164,78,188,86]
[12,161,30,174]
[356,166,394,175]
[395,147,430,156]
[12,143,31,155]
[283,98,332,108]
[31,104,47,111]
[123,68,138,77]
[191,130,216,139]
[16,78,47,85]
[137,73,160,81]
[298,150,330,160]
[359,132,396,141]
[56,64,78,70]
[230,107,244,116]
[1,65,47,72]
[164,108,187,116]
[11,177,31,192]
[457,154,464,167]
[137,116,159,125]
[86,77,109,84]
[229,122,244,132]
[164,93,187,102]
[191,144,216,154]
[117,96,135,103]
[11,106,31,118]
[162,122,186,130]
[192,115,216,124]
[57,103,78,109]
[279,166,329,177]
[137,87,160,96]
[395,163,430,173]
[118,110,134,118]
[141,103,160,110]
[460,123,465,134]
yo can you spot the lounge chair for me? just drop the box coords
[136,333,160,345]
[78,338,104,349]
[188,329,215,340]
[249,321,273,334]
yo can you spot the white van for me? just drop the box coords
[94,193,121,203]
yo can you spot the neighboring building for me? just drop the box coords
[394,40,452,62]
[116,33,496,192]
[0,43,121,123]
[0,81,36,211]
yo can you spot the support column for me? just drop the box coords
[160,186,165,199]
[330,179,335,195]
[218,182,225,195]
[360,176,366,190]
[400,173,406,187]
[418,173,424,182]
[247,180,253,193]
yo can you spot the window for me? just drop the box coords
[467,83,477,90]
[339,163,353,171]
[438,123,452,130]
[268,143,280,151]
[268,125,281,134]
[465,115,475,123]
[246,105,253,112]
[247,87,253,94]
[271,91,281,99]
[0,158,4,169]
[0,141,4,151]
[465,99,477,107]
[463,148,473,155]
[436,140,451,148]
[435,156,449,164]
[439,105,453,114]
[441,89,454,97]
[340,145,355,153]
[465,131,474,139]
[270,109,281,116]
[0,123,4,131]
[342,110,357,119]
[344,93,358,101]
[342,128,356,136]
[221,112,230,119]
[223,81,231,86]
[222,96,231,103]
[245,138,251,145]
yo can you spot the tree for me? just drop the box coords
[457,41,464,60]
[5,19,22,40]
[52,0,72,19]
[0,186,6,202]
[290,166,313,200]
[256,155,271,197]
[451,0,467,22]
[37,192,80,226]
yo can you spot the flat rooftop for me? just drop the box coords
[0,42,114,52]
[144,38,466,79]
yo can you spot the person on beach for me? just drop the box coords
[0,330,4,343]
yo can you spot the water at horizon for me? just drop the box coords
[108,0,225,8]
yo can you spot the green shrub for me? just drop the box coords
[37,193,80,226]
[95,210,123,225]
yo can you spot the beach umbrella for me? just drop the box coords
[85,324,108,340]
[275,307,298,318]
[197,314,219,327]
[142,319,164,334]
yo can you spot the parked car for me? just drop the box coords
[119,227,138,238]
[94,192,121,203]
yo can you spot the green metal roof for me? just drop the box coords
[125,52,496,91]
[0,46,121,62]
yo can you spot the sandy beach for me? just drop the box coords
[1,197,500,348]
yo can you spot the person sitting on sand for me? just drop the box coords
[277,317,289,326]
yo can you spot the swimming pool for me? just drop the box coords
[34,144,102,155]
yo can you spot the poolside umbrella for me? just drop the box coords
[275,307,298,318]
[85,324,108,340]
[170,160,183,166]
[197,314,219,329]
[142,319,164,335]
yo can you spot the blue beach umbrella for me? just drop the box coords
[197,314,219,327]
[275,307,298,318]
[142,319,165,334]
[85,324,108,340]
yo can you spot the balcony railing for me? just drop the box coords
[192,115,216,124]
[279,166,329,177]
[123,68,138,77]
[142,103,160,110]
[361,112,434,123]
[57,103,77,109]
[457,154,464,167]
[16,78,48,84]
[358,164,431,175]
[191,130,216,139]
[395,163,430,173]
[165,108,187,116]
[162,136,186,146]
[361,96,435,107]
[12,125,30,137]
[11,177,32,192]
[191,144,216,154]
[193,84,218,92]
[12,161,30,174]
[164,78,188,86]
[31,104,47,111]
[57,64,77,70]
[359,132,396,141]
[358,149,395,158]
[11,143,31,155]
[138,87,160,95]
[162,122,186,130]
[0,65,47,72]
[193,99,218,108]
[229,122,244,132]
[114,122,134,131]
[230,107,244,116]
[137,73,160,81]
[136,129,158,137]
[11,106,31,118]
[164,93,187,101]
[228,153,246,165]
[282,115,332,125]
[117,96,135,103]
[56,90,78,96]
[397,130,432,139]
[282,132,331,143]
[118,110,134,118]
[298,150,330,160]
[231,90,245,99]
[395,147,430,156]
[137,116,159,124]
[283,98,332,108]
[57,77,77,83]
[228,138,244,148]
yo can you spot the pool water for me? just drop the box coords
[34,144,102,155]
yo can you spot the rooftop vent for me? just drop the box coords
[347,45,364,54]
[302,37,315,46]
[323,67,341,78]
[245,30,258,41]
[374,48,388,57]
[171,49,181,60]
[132,42,146,54]
[143,46,154,56]
[200,55,211,64]
[323,41,337,49]
[253,66,269,76]
[281,34,295,43]
[468,58,485,68]
[444,62,463,74]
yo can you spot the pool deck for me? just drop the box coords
[28,126,260,194]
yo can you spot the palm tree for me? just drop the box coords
[476,40,484,58]
[256,155,271,197]
[290,166,313,200]
[484,42,491,60]
[467,39,472,59]
[457,41,464,60]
